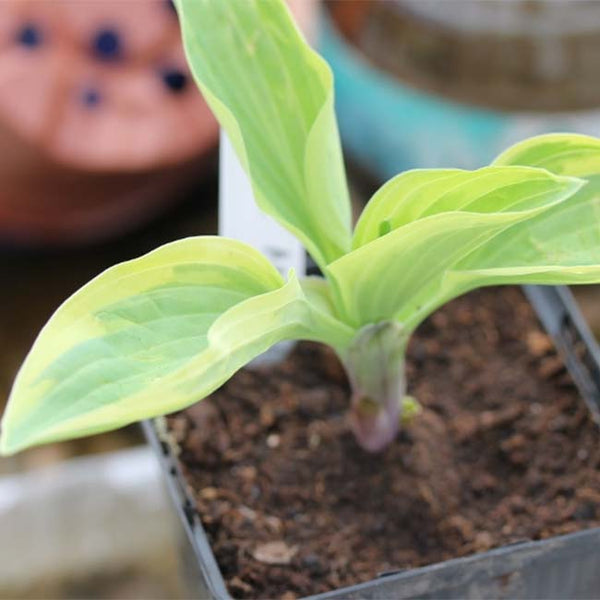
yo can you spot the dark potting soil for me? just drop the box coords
[168,286,600,599]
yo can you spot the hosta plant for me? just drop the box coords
[2,0,600,455]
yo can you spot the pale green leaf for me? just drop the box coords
[353,166,579,248]
[300,276,338,317]
[328,168,583,326]
[298,275,354,349]
[399,134,600,329]
[353,169,461,248]
[0,237,353,455]
[175,0,351,269]
[494,133,600,178]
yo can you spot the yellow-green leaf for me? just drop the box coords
[0,237,352,455]
[329,168,583,326]
[175,0,351,269]
[494,133,600,178]
[414,134,600,325]
[353,166,578,248]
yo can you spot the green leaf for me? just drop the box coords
[353,166,579,248]
[353,169,462,248]
[494,133,600,178]
[407,133,600,327]
[0,237,354,455]
[175,0,351,269]
[328,167,584,326]
[299,275,340,319]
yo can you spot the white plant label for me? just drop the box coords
[219,131,306,277]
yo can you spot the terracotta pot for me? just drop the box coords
[0,0,315,245]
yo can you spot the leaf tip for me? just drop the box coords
[0,424,21,456]
[0,403,39,456]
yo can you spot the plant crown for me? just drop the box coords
[2,0,600,454]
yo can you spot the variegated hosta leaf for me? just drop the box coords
[0,238,353,455]
[353,169,461,248]
[406,134,600,329]
[175,0,351,269]
[328,167,583,326]
[353,166,579,248]
[299,275,340,319]
[494,133,600,178]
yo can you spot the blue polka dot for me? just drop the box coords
[92,28,122,61]
[161,68,188,94]
[17,24,42,48]
[81,88,102,108]
[165,0,177,15]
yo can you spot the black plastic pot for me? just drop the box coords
[143,285,600,600]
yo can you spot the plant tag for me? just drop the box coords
[219,131,306,277]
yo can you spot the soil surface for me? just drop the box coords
[169,287,600,599]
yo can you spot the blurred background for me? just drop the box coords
[1,1,600,598]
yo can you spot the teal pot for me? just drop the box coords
[319,2,600,180]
